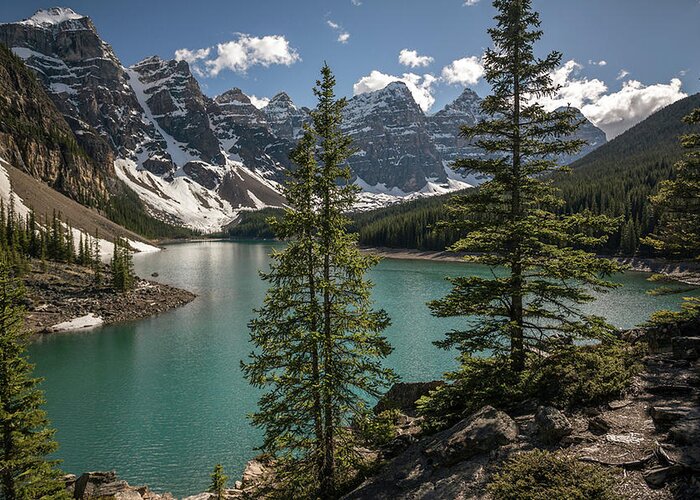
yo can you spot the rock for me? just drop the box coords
[668,420,700,446]
[588,415,612,435]
[151,272,159,277]
[374,381,444,417]
[650,406,695,428]
[424,405,518,466]
[673,336,700,360]
[381,434,417,459]
[643,465,685,488]
[535,406,572,445]
[605,433,644,445]
[72,471,174,499]
[240,459,269,487]
[646,384,693,396]
[73,471,119,498]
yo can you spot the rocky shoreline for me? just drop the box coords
[364,247,700,285]
[22,260,196,336]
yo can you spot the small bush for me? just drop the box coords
[417,343,642,433]
[416,355,526,433]
[532,343,643,409]
[488,450,618,500]
[355,409,401,447]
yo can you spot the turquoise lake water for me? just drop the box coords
[26,241,700,496]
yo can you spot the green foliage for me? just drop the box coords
[243,64,396,499]
[532,343,643,409]
[0,263,69,499]
[642,107,700,258]
[417,343,642,433]
[110,237,135,292]
[648,296,700,325]
[0,197,102,274]
[209,464,228,500]
[104,185,199,240]
[227,208,284,239]
[429,0,621,372]
[488,450,618,500]
[355,410,401,448]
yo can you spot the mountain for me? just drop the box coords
[0,7,608,232]
[0,8,285,232]
[343,82,447,193]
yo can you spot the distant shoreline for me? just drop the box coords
[363,246,700,285]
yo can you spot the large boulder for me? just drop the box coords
[424,405,518,466]
[535,406,572,445]
[374,381,444,417]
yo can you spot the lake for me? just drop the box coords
[27,241,699,496]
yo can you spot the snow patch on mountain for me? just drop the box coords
[115,159,237,232]
[18,8,84,27]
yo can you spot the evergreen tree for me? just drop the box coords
[429,0,622,372]
[110,238,135,292]
[0,263,67,499]
[209,464,228,500]
[643,108,700,257]
[243,64,395,498]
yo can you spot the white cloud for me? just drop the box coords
[353,70,437,111]
[441,55,485,86]
[464,0,480,5]
[174,47,210,64]
[588,59,607,66]
[327,19,350,44]
[351,0,362,5]
[617,69,630,80]
[399,49,434,68]
[537,60,687,139]
[581,79,686,139]
[176,34,300,77]
[248,95,270,109]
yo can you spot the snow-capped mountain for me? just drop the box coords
[0,8,285,231]
[0,7,607,231]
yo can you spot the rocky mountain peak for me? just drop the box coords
[264,92,308,141]
[438,87,482,117]
[18,7,86,28]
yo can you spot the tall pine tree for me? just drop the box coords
[643,108,700,257]
[243,64,395,499]
[0,263,67,499]
[429,0,621,372]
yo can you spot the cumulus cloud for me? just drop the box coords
[537,60,687,139]
[399,49,434,68]
[353,70,437,111]
[617,69,630,80]
[581,79,686,139]
[464,0,480,5]
[351,0,362,5]
[174,34,300,77]
[326,19,350,44]
[441,55,485,86]
[588,59,607,66]
[248,95,270,109]
[174,47,211,64]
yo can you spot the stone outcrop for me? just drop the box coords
[374,381,444,416]
[535,405,572,444]
[68,471,174,500]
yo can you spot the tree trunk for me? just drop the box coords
[510,3,526,373]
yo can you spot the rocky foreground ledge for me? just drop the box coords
[23,260,196,335]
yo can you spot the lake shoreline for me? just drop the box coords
[24,260,196,337]
[363,246,700,285]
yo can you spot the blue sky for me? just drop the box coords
[3,0,700,137]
